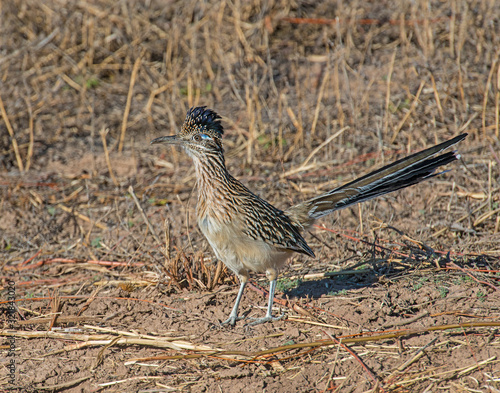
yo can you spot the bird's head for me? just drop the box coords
[151,107,224,157]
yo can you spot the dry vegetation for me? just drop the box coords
[1,0,500,392]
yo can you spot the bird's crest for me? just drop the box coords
[180,106,223,139]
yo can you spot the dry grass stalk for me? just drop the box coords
[483,54,499,139]
[387,357,498,389]
[36,376,91,391]
[17,316,98,325]
[0,93,24,171]
[0,329,222,353]
[311,66,330,136]
[128,185,161,244]
[118,50,144,153]
[430,73,444,122]
[390,80,426,143]
[383,50,397,137]
[57,204,108,230]
[99,127,119,186]
[496,62,500,137]
[97,376,163,388]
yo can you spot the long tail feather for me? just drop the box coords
[287,133,467,226]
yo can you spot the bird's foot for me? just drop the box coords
[220,314,245,327]
[245,312,285,327]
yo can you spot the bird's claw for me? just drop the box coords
[220,314,245,327]
[245,312,285,327]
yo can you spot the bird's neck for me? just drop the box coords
[192,152,235,214]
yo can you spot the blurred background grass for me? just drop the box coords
[1,0,498,169]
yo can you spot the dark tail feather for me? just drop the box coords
[287,133,467,225]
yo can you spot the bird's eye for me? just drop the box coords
[193,133,211,142]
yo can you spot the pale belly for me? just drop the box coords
[198,214,292,277]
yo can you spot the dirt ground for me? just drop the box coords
[1,0,500,392]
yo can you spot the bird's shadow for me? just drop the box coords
[283,270,379,299]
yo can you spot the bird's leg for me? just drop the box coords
[246,269,285,326]
[221,275,247,326]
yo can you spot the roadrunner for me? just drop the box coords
[151,107,467,326]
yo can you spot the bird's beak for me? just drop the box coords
[150,135,182,145]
